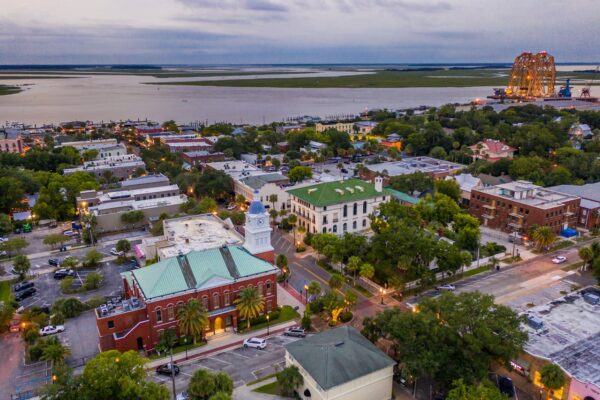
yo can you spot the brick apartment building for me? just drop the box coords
[95,195,277,353]
[469,181,580,235]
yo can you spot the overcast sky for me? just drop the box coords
[1,0,598,64]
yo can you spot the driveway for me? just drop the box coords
[152,334,301,395]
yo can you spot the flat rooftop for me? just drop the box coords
[523,287,600,386]
[474,181,580,209]
[364,156,464,176]
[90,194,187,215]
[159,214,244,259]
[120,173,170,188]
[548,182,600,203]
[98,184,180,202]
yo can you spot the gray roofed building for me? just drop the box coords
[239,173,289,190]
[477,173,513,187]
[284,326,395,399]
[548,182,600,203]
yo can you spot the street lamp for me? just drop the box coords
[380,288,385,305]
[304,284,308,304]
[266,315,270,336]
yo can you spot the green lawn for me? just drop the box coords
[148,70,600,89]
[0,281,12,302]
[253,381,280,395]
[238,305,300,333]
[148,341,207,360]
[0,85,21,95]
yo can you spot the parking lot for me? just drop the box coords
[152,334,302,393]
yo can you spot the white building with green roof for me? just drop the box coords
[287,177,392,235]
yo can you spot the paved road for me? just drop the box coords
[0,333,26,400]
[406,239,598,311]
[152,334,301,397]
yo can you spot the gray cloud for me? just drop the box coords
[176,0,288,12]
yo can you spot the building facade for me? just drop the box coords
[469,139,516,162]
[284,326,395,400]
[548,182,600,231]
[287,178,391,235]
[315,122,355,134]
[96,199,277,353]
[0,129,24,153]
[63,154,146,180]
[469,181,580,235]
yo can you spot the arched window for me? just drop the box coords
[202,296,209,310]
[224,291,230,306]
[353,221,357,230]
[322,227,327,233]
[212,293,220,310]
[167,304,174,320]
[155,307,162,323]
[353,203,357,215]
[363,201,367,213]
[257,282,263,295]
[363,219,367,227]
[333,224,337,233]
[266,281,272,295]
[343,204,347,217]
[343,223,347,232]
[176,301,184,317]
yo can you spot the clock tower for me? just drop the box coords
[243,190,274,263]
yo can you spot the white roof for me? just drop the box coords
[446,173,481,193]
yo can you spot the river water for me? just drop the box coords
[0,71,496,125]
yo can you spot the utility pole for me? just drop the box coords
[170,348,177,400]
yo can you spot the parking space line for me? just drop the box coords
[205,356,231,366]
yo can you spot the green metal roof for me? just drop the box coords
[128,246,276,300]
[287,178,392,207]
[386,188,420,205]
[284,326,395,390]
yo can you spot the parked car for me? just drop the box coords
[243,337,267,349]
[156,363,180,376]
[176,392,189,400]
[497,376,516,398]
[13,281,35,292]
[48,258,60,267]
[59,245,68,252]
[39,325,65,336]
[124,260,140,269]
[226,203,237,210]
[552,256,567,264]
[15,287,36,301]
[110,248,124,256]
[340,168,349,173]
[283,327,306,338]
[53,269,75,280]
[436,284,456,291]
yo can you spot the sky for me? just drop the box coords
[1,0,599,64]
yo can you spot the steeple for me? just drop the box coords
[243,190,274,263]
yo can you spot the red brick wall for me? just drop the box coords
[98,271,279,352]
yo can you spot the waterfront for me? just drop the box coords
[0,72,493,125]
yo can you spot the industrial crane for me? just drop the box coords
[580,65,599,98]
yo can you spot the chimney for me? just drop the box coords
[374,176,383,192]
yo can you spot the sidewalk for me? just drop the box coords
[147,319,298,369]
[234,376,287,400]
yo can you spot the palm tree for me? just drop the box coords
[359,263,375,281]
[578,246,594,271]
[532,226,556,252]
[40,337,70,368]
[346,256,361,286]
[234,287,264,329]
[287,214,298,245]
[328,273,344,292]
[297,225,306,245]
[540,363,566,397]
[177,299,209,344]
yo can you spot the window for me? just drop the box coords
[155,308,162,323]
[362,219,367,227]
[213,293,220,310]
[343,204,347,217]
[224,291,230,306]
[258,282,263,295]
[353,221,357,229]
[322,215,328,224]
[267,300,272,312]
[363,201,367,213]
[202,296,209,310]
[108,320,114,329]
[266,281,272,295]
[343,223,347,232]
[322,227,327,233]
[167,304,174,320]
[333,225,337,233]
[353,203,357,215]
[176,301,184,316]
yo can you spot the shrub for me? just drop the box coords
[59,277,74,293]
[85,296,106,309]
[83,272,102,291]
[303,232,313,246]
[339,311,353,323]
[295,245,306,253]
[50,312,65,325]
[53,298,87,318]
[28,342,45,362]
[301,313,311,331]
[309,298,325,314]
